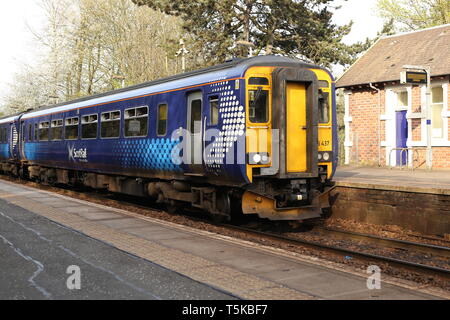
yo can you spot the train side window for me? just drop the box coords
[0,127,3,142]
[318,90,330,124]
[209,96,219,126]
[39,121,50,141]
[81,114,98,139]
[248,88,269,123]
[28,124,32,141]
[65,117,79,140]
[101,110,120,138]
[157,104,168,136]
[4,128,7,143]
[51,119,63,140]
[34,123,38,141]
[124,106,148,137]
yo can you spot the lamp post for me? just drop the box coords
[401,65,432,169]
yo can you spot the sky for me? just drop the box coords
[0,0,385,104]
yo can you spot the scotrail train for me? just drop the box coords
[0,55,337,221]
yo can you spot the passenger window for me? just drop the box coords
[39,121,50,141]
[65,117,79,140]
[318,90,330,124]
[81,114,98,139]
[0,128,3,142]
[157,104,168,136]
[101,110,120,138]
[51,119,63,140]
[248,88,268,123]
[124,106,148,137]
[209,96,219,126]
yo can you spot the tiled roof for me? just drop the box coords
[337,24,450,88]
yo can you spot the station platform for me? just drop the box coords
[332,166,450,236]
[0,179,446,300]
[335,166,450,195]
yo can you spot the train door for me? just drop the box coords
[9,122,19,159]
[286,82,308,172]
[19,120,25,159]
[186,91,204,173]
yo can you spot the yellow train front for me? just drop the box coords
[240,58,336,220]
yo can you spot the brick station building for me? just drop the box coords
[336,24,450,168]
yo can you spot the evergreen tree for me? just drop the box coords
[133,0,367,68]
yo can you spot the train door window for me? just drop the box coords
[34,123,38,141]
[248,88,268,123]
[190,100,202,133]
[28,124,32,141]
[209,96,219,126]
[4,127,7,143]
[51,119,63,140]
[81,114,98,139]
[124,106,148,137]
[318,90,330,124]
[0,127,3,142]
[101,110,120,138]
[39,121,50,141]
[65,117,79,140]
[21,121,25,142]
[157,104,168,136]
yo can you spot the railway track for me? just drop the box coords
[1,175,450,282]
[221,223,450,280]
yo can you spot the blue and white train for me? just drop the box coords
[0,55,337,221]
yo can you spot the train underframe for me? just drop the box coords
[0,161,333,221]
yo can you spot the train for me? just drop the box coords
[0,55,337,221]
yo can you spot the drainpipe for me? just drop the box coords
[369,83,382,167]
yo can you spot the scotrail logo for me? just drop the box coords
[68,145,88,162]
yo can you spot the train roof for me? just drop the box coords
[0,55,323,123]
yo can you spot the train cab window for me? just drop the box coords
[124,106,148,137]
[157,104,168,136]
[101,110,120,138]
[28,124,32,141]
[248,88,269,123]
[249,77,269,85]
[318,90,330,124]
[209,96,219,126]
[81,114,98,139]
[65,117,79,140]
[51,119,63,140]
[39,121,50,141]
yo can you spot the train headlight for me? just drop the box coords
[252,154,262,164]
[248,152,270,165]
[318,151,333,162]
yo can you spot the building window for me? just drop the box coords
[81,114,98,139]
[51,119,63,141]
[157,104,168,136]
[124,106,148,137]
[396,91,408,108]
[101,110,120,138]
[431,86,444,138]
[209,96,219,125]
[39,121,50,141]
[65,117,79,140]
